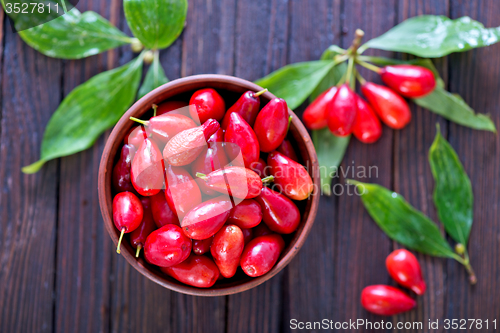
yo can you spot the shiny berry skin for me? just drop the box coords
[254,187,300,234]
[276,139,299,162]
[112,144,136,193]
[361,82,411,129]
[144,224,192,267]
[161,255,220,288]
[249,158,268,177]
[386,249,426,295]
[352,95,382,144]
[253,98,289,152]
[191,141,229,196]
[302,86,337,130]
[180,196,232,240]
[157,101,189,116]
[327,84,357,136]
[124,125,148,148]
[240,234,285,277]
[150,190,180,227]
[380,65,436,98]
[241,228,253,245]
[224,113,260,168]
[227,199,263,229]
[192,236,213,255]
[163,119,220,166]
[267,151,313,201]
[221,90,262,129]
[189,88,226,124]
[131,138,164,196]
[199,166,263,199]
[113,192,144,232]
[361,285,416,316]
[141,113,197,146]
[164,165,202,219]
[130,197,157,256]
[211,224,245,278]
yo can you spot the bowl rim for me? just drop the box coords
[98,74,320,296]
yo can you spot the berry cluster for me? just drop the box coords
[111,87,314,288]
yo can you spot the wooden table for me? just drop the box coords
[1,0,499,332]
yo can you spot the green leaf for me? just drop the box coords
[138,52,169,99]
[429,125,473,246]
[313,129,350,196]
[124,0,188,50]
[17,8,133,59]
[349,180,456,258]
[414,86,496,132]
[310,45,347,101]
[22,55,144,173]
[363,15,500,58]
[254,60,336,110]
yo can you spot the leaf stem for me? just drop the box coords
[451,252,477,284]
[129,116,148,126]
[356,59,382,74]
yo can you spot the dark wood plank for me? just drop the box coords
[0,17,61,333]
[447,0,500,324]
[334,0,397,328]
[54,1,126,332]
[226,1,288,332]
[392,1,449,331]
[281,1,341,331]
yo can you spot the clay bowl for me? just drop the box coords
[98,74,320,296]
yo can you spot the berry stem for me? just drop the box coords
[286,115,293,134]
[349,29,365,55]
[136,245,142,258]
[152,104,158,117]
[356,59,382,74]
[116,228,125,254]
[345,57,355,85]
[355,70,367,85]
[254,88,268,97]
[261,175,274,184]
[129,117,149,126]
[196,172,208,180]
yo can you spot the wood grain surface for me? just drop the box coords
[1,0,500,332]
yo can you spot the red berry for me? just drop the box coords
[386,249,426,295]
[163,119,220,166]
[252,223,273,238]
[150,190,180,227]
[361,82,411,129]
[253,98,289,152]
[254,187,300,234]
[164,165,202,219]
[192,236,214,255]
[302,86,337,130]
[361,285,416,316]
[227,199,263,229]
[131,113,196,147]
[211,224,245,278]
[352,95,382,144]
[131,138,164,196]
[112,191,144,254]
[221,90,263,129]
[327,84,357,136]
[124,125,148,148]
[276,139,299,162]
[224,113,260,168]
[161,255,220,288]
[180,196,232,240]
[189,88,226,124]
[249,158,268,177]
[112,144,136,193]
[156,101,189,116]
[240,234,285,277]
[241,227,253,245]
[198,166,263,199]
[191,140,229,196]
[130,197,157,257]
[267,151,313,201]
[380,65,436,98]
[144,224,192,267]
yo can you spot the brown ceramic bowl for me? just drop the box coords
[98,74,319,296]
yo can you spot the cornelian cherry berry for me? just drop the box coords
[249,158,268,177]
[380,65,436,98]
[112,144,136,193]
[302,86,337,130]
[156,101,189,116]
[386,249,426,295]
[150,190,180,227]
[327,84,357,136]
[211,224,245,278]
[161,255,220,288]
[241,227,253,245]
[224,113,260,168]
[361,285,416,316]
[351,95,382,144]
[124,125,148,148]
[267,151,313,201]
[189,88,226,124]
[130,197,157,257]
[180,196,232,240]
[144,224,192,267]
[192,236,214,255]
[361,82,411,129]
[252,223,273,238]
[191,140,229,196]
[113,191,144,254]
[253,98,289,152]
[254,187,300,234]
[240,234,285,277]
[131,137,164,196]
[276,139,299,162]
[221,89,267,129]
[164,165,202,219]
[227,199,263,229]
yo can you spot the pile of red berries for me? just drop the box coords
[111,87,314,288]
[302,64,437,143]
[361,249,426,316]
